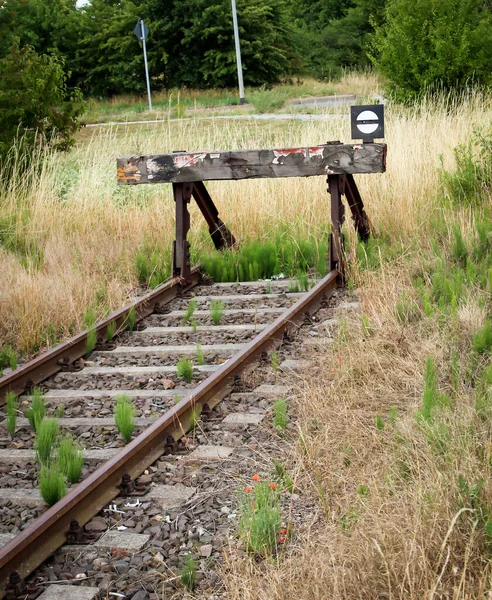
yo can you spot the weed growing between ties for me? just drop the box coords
[5,391,17,438]
[238,475,283,557]
[270,350,280,372]
[210,299,225,325]
[39,465,66,507]
[35,418,59,465]
[177,358,193,384]
[180,555,197,591]
[195,343,205,365]
[57,436,84,484]
[114,394,136,443]
[26,388,46,432]
[183,300,198,325]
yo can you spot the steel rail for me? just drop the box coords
[0,268,338,596]
[0,267,202,404]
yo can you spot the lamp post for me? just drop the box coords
[231,0,245,105]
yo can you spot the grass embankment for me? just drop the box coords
[221,106,492,597]
[82,70,381,122]
[0,73,491,596]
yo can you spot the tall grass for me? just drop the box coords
[221,97,492,599]
[0,81,490,364]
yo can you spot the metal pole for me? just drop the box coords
[140,19,152,111]
[230,0,245,105]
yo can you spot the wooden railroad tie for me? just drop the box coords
[117,142,387,283]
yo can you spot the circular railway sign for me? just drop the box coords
[350,105,385,142]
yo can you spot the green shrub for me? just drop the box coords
[0,346,17,372]
[39,465,66,506]
[57,437,84,484]
[177,358,193,384]
[26,388,46,432]
[0,42,84,167]
[370,0,492,102]
[472,321,492,354]
[114,394,136,443]
[35,418,59,465]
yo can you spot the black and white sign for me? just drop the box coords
[351,105,384,142]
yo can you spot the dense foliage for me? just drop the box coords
[1,0,492,102]
[0,0,386,96]
[371,0,492,101]
[0,43,84,165]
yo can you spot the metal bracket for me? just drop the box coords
[119,474,150,496]
[57,358,84,372]
[65,519,100,545]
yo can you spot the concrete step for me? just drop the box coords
[95,343,244,357]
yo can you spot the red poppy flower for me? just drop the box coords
[245,487,251,493]
[269,482,277,490]
[252,474,259,481]
[278,536,285,543]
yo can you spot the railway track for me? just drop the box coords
[0,267,341,599]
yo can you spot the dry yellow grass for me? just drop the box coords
[0,86,490,358]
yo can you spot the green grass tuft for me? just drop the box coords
[472,321,492,354]
[183,300,198,325]
[57,436,84,484]
[106,320,117,342]
[5,391,17,438]
[26,388,46,432]
[177,358,193,384]
[35,418,59,465]
[180,556,197,591]
[114,394,136,443]
[196,343,205,365]
[273,398,288,430]
[0,346,17,372]
[210,299,225,325]
[39,465,66,506]
[85,326,97,355]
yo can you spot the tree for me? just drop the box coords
[76,0,145,97]
[145,0,298,89]
[370,0,492,101]
[0,43,84,164]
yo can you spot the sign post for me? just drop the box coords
[230,0,245,105]
[134,18,152,112]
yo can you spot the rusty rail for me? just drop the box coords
[0,268,338,596]
[0,267,202,404]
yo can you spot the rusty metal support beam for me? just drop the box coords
[328,174,345,284]
[0,268,202,404]
[191,181,236,250]
[344,173,371,242]
[0,269,338,597]
[172,182,193,283]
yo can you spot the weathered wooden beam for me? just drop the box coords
[117,143,386,184]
